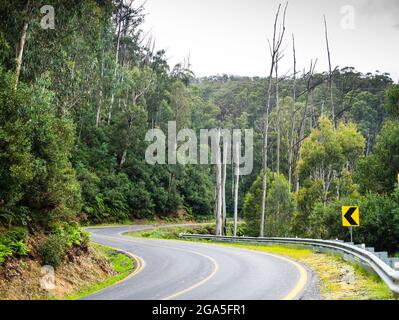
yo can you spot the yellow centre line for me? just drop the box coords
[185,241,309,300]
[250,250,308,300]
[161,251,218,300]
[93,233,309,300]
[93,234,219,300]
[99,243,146,284]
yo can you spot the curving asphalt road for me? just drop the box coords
[83,225,318,300]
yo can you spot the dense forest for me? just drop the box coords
[1,0,399,269]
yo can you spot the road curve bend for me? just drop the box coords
[83,225,316,300]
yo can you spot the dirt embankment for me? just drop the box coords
[0,236,115,300]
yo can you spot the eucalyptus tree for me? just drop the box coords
[323,15,336,128]
[108,0,145,124]
[260,2,288,237]
[296,116,364,205]
[288,34,297,189]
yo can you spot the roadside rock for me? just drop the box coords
[340,265,356,285]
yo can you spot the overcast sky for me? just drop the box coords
[141,0,399,81]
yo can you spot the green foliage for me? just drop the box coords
[307,198,359,240]
[0,243,12,264]
[243,171,295,237]
[356,120,399,194]
[385,84,399,119]
[38,223,89,267]
[0,227,30,264]
[129,224,215,239]
[337,122,366,170]
[51,222,89,249]
[348,91,385,150]
[290,188,399,254]
[356,190,399,254]
[0,69,35,226]
[0,68,81,228]
[38,234,67,268]
[0,0,398,262]
[291,180,324,236]
[297,117,365,183]
[302,190,399,254]
[292,117,364,234]
[179,165,213,216]
[227,222,245,236]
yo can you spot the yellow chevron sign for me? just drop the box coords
[342,206,360,227]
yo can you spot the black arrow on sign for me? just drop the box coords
[344,207,358,226]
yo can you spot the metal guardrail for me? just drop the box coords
[179,233,399,295]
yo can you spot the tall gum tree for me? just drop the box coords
[260,2,287,237]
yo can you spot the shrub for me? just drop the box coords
[51,222,88,248]
[302,191,399,253]
[36,222,90,268]
[356,191,399,253]
[80,230,90,248]
[37,234,67,268]
[227,223,245,236]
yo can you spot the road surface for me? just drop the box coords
[83,225,318,300]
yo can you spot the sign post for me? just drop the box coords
[342,206,359,242]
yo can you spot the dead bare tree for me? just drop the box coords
[260,2,288,237]
[275,51,281,174]
[233,141,240,236]
[215,129,223,236]
[288,34,297,189]
[324,15,335,129]
[221,141,228,235]
[272,53,292,176]
[295,59,317,192]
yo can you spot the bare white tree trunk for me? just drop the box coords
[324,15,335,129]
[260,3,287,237]
[233,141,240,237]
[231,162,235,203]
[275,55,281,174]
[295,59,317,192]
[96,48,105,127]
[288,34,297,189]
[222,143,227,235]
[260,72,273,238]
[215,129,223,236]
[119,116,132,167]
[108,10,122,124]
[15,0,31,89]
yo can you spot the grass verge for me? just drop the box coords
[125,224,215,239]
[127,226,396,300]
[65,244,134,300]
